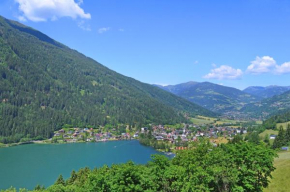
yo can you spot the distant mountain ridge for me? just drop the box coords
[243,86,290,99]
[156,81,260,113]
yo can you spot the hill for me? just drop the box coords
[241,90,290,120]
[0,16,215,143]
[243,85,290,99]
[156,81,260,113]
[262,110,290,129]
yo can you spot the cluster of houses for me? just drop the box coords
[144,124,248,144]
[51,123,251,146]
[53,128,132,143]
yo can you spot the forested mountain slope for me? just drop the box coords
[262,110,290,129]
[0,16,215,142]
[241,90,290,119]
[157,81,260,113]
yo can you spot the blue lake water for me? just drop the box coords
[0,140,163,190]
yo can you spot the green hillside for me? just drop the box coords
[157,81,260,113]
[0,16,215,143]
[242,90,290,120]
[262,110,290,129]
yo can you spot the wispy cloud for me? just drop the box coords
[77,20,91,31]
[203,65,243,80]
[119,28,125,32]
[98,27,110,34]
[15,0,91,22]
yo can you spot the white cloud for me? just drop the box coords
[203,65,243,80]
[119,28,125,32]
[194,60,199,64]
[15,0,91,22]
[247,56,290,74]
[276,62,290,74]
[98,27,110,34]
[246,56,277,74]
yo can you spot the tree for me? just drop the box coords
[247,132,260,145]
[55,175,65,186]
[273,126,286,149]
[230,134,243,144]
[264,134,270,144]
[285,124,290,144]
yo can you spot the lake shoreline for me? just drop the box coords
[0,138,137,148]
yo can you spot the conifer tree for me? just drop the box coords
[55,175,65,186]
[285,124,290,144]
[272,126,286,149]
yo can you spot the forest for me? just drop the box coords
[0,16,215,143]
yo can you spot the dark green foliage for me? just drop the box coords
[55,175,65,186]
[262,110,290,129]
[157,81,260,113]
[27,141,276,192]
[285,124,290,144]
[34,185,45,191]
[230,134,243,144]
[246,132,261,145]
[272,126,289,149]
[0,16,215,142]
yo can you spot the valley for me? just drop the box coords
[0,12,289,192]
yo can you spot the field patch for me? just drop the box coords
[276,121,290,129]
[264,151,290,192]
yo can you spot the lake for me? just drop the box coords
[0,140,164,190]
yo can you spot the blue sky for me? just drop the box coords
[1,0,290,89]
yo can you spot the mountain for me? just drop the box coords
[156,81,260,113]
[241,90,290,119]
[243,86,290,99]
[0,16,215,142]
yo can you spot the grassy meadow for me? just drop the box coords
[259,130,279,138]
[190,115,248,128]
[276,121,290,129]
[264,151,290,192]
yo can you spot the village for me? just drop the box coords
[50,122,254,149]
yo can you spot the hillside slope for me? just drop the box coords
[157,81,260,113]
[0,16,215,142]
[243,86,290,99]
[241,90,290,119]
[262,110,290,129]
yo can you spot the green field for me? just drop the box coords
[259,130,279,138]
[191,117,215,125]
[264,151,290,192]
[276,121,290,129]
[191,116,251,127]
